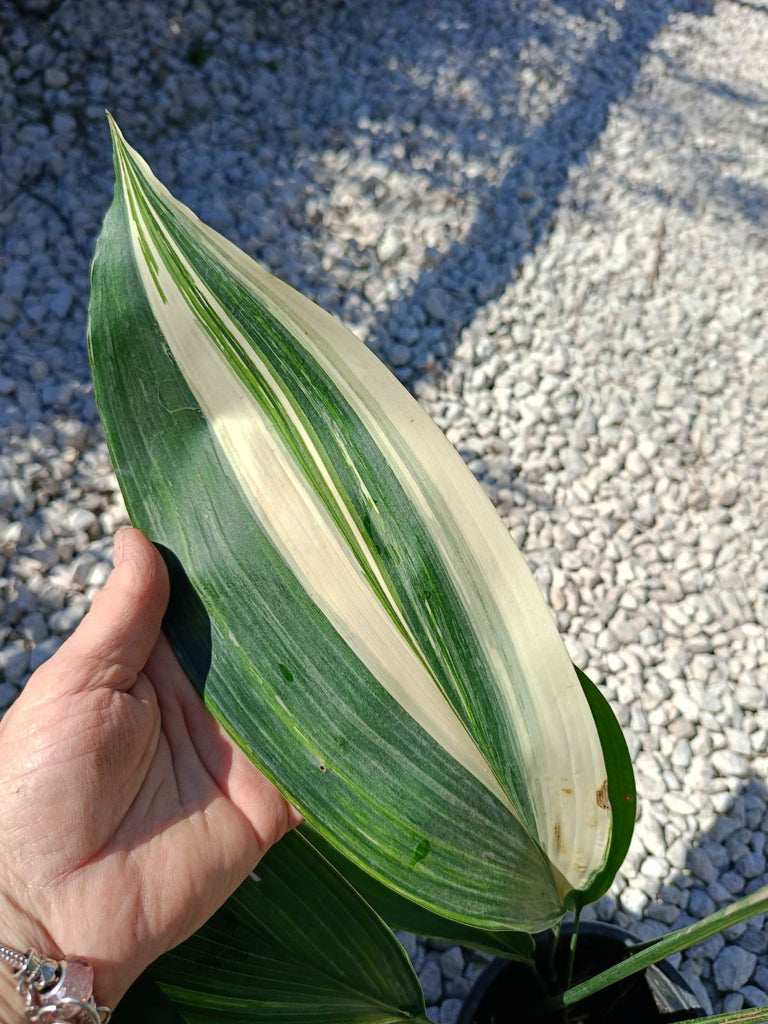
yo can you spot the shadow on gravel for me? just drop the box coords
[125,0,716,389]
[365,0,715,386]
[583,775,768,1015]
[2,0,719,405]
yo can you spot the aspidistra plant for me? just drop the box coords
[88,117,636,1015]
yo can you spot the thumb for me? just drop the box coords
[38,528,170,694]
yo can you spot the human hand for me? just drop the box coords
[0,528,300,1020]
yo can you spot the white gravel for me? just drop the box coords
[1,0,766,1015]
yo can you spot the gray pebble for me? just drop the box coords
[735,852,765,880]
[688,889,716,919]
[423,290,450,323]
[425,939,453,953]
[395,931,418,960]
[720,871,747,895]
[49,603,87,635]
[52,113,76,134]
[440,999,463,1024]
[29,359,49,382]
[19,612,48,644]
[645,902,680,925]
[28,637,62,673]
[723,992,745,1012]
[419,960,443,1005]
[43,67,69,88]
[444,978,471,999]
[412,944,425,974]
[741,929,768,955]
[688,848,719,885]
[740,985,768,1008]
[0,682,18,708]
[0,642,29,684]
[713,946,756,991]
[387,344,413,368]
[41,384,73,409]
[439,946,465,981]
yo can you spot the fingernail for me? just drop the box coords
[113,528,130,566]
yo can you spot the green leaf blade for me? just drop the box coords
[149,830,427,1024]
[682,1010,768,1024]
[302,826,534,962]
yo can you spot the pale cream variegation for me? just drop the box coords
[96,115,616,923]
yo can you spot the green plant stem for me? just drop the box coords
[547,921,562,988]
[544,884,768,1010]
[682,1008,768,1024]
[565,910,581,991]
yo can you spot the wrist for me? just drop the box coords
[0,887,128,1022]
[0,889,59,1024]
[0,880,140,1018]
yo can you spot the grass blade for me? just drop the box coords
[555,885,768,1008]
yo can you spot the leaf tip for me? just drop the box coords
[104,112,131,190]
[105,110,124,150]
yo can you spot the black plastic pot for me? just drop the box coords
[459,921,705,1024]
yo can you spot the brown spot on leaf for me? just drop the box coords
[553,822,565,855]
[596,780,610,809]
[318,763,327,772]
[562,787,573,795]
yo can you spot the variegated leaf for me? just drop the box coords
[87,116,619,931]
